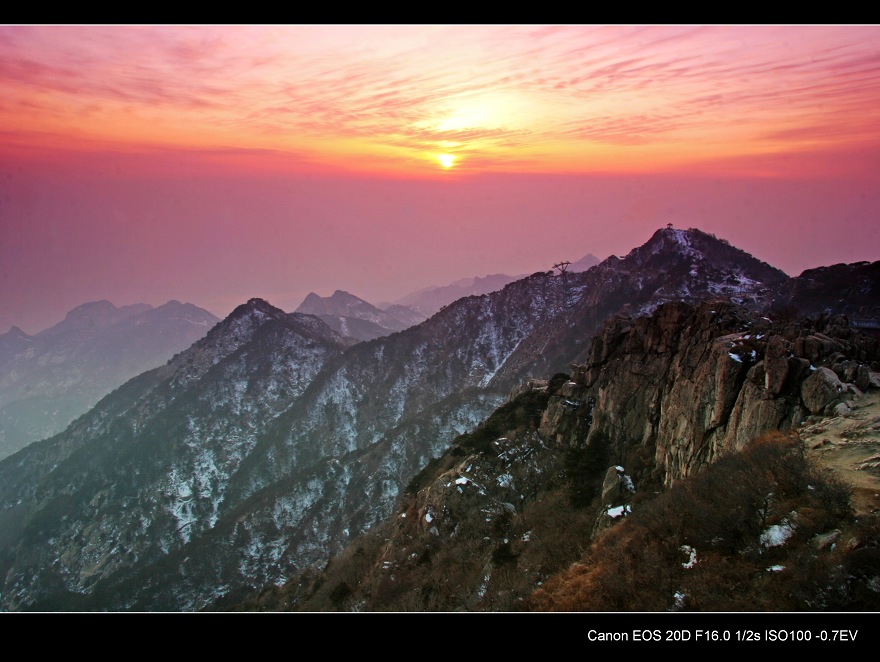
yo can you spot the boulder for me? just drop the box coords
[600,465,633,506]
[801,367,845,415]
[811,529,842,551]
[854,364,871,391]
[794,334,845,364]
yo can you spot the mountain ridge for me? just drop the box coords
[0,226,876,611]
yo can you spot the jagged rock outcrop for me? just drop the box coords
[590,466,635,538]
[506,379,549,402]
[540,300,880,488]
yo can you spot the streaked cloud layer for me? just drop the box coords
[3,25,879,176]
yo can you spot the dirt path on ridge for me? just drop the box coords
[800,388,880,517]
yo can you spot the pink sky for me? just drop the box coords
[1,25,879,333]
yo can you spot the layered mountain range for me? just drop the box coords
[0,227,876,611]
[0,300,219,460]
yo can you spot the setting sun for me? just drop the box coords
[438,154,455,168]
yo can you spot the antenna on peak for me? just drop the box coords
[666,223,673,230]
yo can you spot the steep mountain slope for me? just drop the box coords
[390,254,597,320]
[115,273,579,608]
[0,300,347,610]
[5,274,570,609]
[185,229,796,606]
[0,300,219,460]
[0,227,820,611]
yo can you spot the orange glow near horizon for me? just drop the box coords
[1,25,880,180]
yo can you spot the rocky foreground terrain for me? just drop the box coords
[802,389,880,517]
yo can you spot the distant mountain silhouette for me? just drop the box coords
[295,290,421,342]
[392,274,523,317]
[0,300,219,459]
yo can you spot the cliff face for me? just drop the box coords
[540,301,880,488]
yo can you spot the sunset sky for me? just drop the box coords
[2,25,879,333]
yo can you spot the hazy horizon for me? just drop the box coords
[2,25,879,333]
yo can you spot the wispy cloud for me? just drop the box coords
[1,25,878,177]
